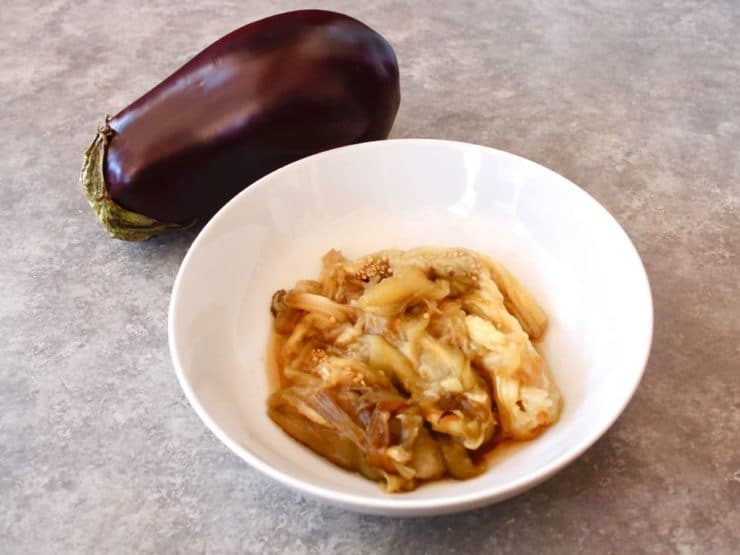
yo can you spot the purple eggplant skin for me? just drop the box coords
[82,10,400,240]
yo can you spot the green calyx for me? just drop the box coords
[79,119,188,241]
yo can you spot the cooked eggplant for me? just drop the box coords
[268,247,563,492]
[80,10,400,240]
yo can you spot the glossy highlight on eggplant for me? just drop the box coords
[80,10,400,240]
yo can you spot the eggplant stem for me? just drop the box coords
[79,120,191,241]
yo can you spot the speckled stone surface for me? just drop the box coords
[1,0,738,553]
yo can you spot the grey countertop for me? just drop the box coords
[2,1,738,553]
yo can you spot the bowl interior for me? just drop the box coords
[169,139,652,515]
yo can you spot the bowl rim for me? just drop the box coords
[168,138,653,515]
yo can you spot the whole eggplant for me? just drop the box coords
[81,10,400,240]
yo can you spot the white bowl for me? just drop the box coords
[169,139,652,516]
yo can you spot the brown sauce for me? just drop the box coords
[471,438,527,467]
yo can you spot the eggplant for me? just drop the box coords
[81,10,400,240]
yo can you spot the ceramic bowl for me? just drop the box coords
[169,139,652,516]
